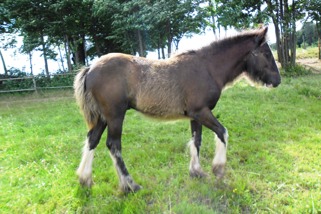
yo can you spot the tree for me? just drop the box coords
[297,22,318,48]
[306,0,321,59]
[0,2,13,76]
[91,0,204,58]
[0,50,8,76]
[49,0,93,68]
[214,0,305,68]
[152,0,204,57]
[5,0,56,76]
[90,0,125,57]
[215,0,269,30]
[20,35,37,75]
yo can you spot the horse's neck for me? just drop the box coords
[209,39,256,87]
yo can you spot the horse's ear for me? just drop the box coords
[255,26,268,46]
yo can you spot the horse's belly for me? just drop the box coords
[135,96,186,120]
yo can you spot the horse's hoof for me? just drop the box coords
[79,177,93,187]
[131,184,142,192]
[189,169,208,178]
[122,183,142,193]
[212,164,225,179]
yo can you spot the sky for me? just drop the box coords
[0,24,277,75]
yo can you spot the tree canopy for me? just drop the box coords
[0,0,320,75]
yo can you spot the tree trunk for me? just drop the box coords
[267,0,297,68]
[157,37,161,59]
[41,32,50,77]
[69,36,86,66]
[267,0,282,64]
[173,38,180,51]
[75,35,86,65]
[319,37,321,60]
[28,52,33,75]
[166,21,172,58]
[167,37,172,58]
[284,0,290,66]
[290,0,296,65]
[0,49,8,76]
[317,22,321,60]
[208,0,218,40]
[64,35,72,72]
[137,30,145,57]
[272,16,282,63]
[161,47,165,59]
[58,44,66,72]
[279,0,286,67]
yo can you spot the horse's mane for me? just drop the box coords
[175,28,267,58]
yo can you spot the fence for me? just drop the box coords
[0,73,76,93]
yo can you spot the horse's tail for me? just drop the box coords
[74,67,101,129]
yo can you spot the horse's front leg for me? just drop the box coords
[189,120,207,178]
[190,108,228,179]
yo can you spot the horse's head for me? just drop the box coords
[245,28,281,87]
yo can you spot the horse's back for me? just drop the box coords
[86,53,187,119]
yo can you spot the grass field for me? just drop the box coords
[296,46,319,59]
[1,74,321,213]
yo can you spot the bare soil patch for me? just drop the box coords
[297,58,321,73]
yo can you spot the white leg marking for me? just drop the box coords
[212,130,228,178]
[189,138,201,172]
[109,151,141,192]
[77,139,94,186]
[213,135,227,166]
[188,135,207,177]
[109,151,127,188]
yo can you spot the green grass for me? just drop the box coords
[296,46,319,59]
[1,75,321,213]
[272,46,319,60]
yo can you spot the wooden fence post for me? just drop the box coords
[32,76,37,93]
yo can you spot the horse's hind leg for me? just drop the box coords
[189,120,207,178]
[77,118,107,187]
[106,114,141,193]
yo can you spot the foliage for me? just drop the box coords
[0,69,76,91]
[216,0,269,29]
[305,0,321,59]
[296,22,319,47]
[0,68,32,91]
[1,0,321,75]
[93,0,205,57]
[1,0,205,72]
[306,0,321,26]
[34,73,75,88]
[213,0,307,67]
[1,74,321,212]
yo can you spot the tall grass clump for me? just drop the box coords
[281,64,312,77]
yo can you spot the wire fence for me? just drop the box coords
[0,73,76,93]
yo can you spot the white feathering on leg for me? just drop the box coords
[213,131,228,166]
[77,139,94,186]
[212,130,228,178]
[189,138,201,172]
